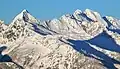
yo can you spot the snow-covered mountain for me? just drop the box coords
[0,9,120,69]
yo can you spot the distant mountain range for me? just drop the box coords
[0,9,120,69]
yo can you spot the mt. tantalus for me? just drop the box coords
[0,9,120,69]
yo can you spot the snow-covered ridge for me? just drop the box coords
[11,9,38,23]
[1,9,120,42]
[0,9,120,69]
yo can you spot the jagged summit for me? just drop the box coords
[16,9,29,19]
[3,9,120,40]
[0,8,120,42]
[21,9,29,22]
[0,9,120,69]
[72,9,103,23]
[74,9,82,15]
[103,16,120,30]
[84,9,97,21]
[11,9,38,25]
[21,9,29,13]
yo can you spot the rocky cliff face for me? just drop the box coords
[0,9,120,69]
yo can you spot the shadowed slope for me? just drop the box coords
[0,46,24,69]
[67,39,120,69]
[86,31,120,53]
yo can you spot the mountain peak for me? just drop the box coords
[11,9,29,23]
[18,9,29,19]
[11,9,38,24]
[21,9,29,13]
[1,8,120,69]
[74,9,82,15]
[85,9,92,12]
[84,9,98,22]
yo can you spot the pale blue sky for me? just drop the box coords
[0,0,119,23]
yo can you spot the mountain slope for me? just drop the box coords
[0,9,120,69]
